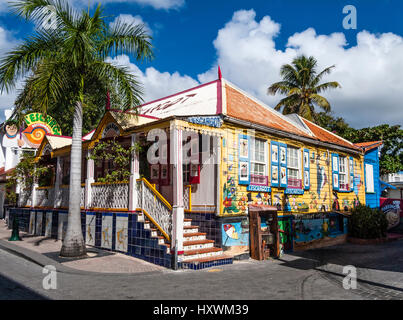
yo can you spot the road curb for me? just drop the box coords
[0,239,165,277]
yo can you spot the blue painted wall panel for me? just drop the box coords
[364,147,381,208]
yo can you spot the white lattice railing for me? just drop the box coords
[91,182,129,210]
[35,186,55,207]
[137,178,172,241]
[18,184,32,207]
[183,185,191,211]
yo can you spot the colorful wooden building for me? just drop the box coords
[10,74,368,269]
[354,141,383,208]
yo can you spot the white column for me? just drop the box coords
[85,150,94,209]
[170,124,184,255]
[215,136,221,215]
[129,133,140,211]
[53,156,62,208]
[31,181,38,207]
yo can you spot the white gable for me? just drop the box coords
[137,80,220,118]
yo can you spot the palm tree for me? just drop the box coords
[0,0,153,257]
[268,55,340,121]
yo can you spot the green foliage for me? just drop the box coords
[318,114,403,175]
[348,204,388,239]
[15,72,123,136]
[6,152,52,205]
[315,112,355,137]
[0,0,154,129]
[89,138,141,183]
[268,55,341,121]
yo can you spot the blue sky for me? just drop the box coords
[0,0,403,128]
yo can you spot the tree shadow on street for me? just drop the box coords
[0,273,48,300]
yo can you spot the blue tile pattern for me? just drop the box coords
[8,208,172,269]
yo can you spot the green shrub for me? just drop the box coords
[348,204,388,239]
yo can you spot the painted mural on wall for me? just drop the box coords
[220,126,366,218]
[380,198,403,230]
[222,221,249,247]
[293,214,347,247]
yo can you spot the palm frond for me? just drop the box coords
[310,93,331,113]
[267,81,294,96]
[90,60,143,110]
[314,81,341,93]
[97,18,153,61]
[0,29,60,92]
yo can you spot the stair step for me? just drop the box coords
[183,232,207,241]
[183,225,199,234]
[183,239,215,251]
[183,247,222,256]
[183,239,214,246]
[180,247,223,262]
[181,254,233,264]
[180,251,223,262]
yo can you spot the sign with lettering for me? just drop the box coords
[102,122,120,138]
[187,116,223,128]
[138,80,220,118]
[247,185,271,192]
[23,113,62,148]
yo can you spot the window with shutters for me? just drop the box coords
[287,146,302,188]
[250,138,268,185]
[339,156,348,191]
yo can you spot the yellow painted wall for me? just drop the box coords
[220,123,366,217]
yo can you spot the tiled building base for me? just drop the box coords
[8,208,172,269]
[179,257,233,270]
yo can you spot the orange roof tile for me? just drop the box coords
[225,84,312,138]
[354,140,383,151]
[301,118,360,150]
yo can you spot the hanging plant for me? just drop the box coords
[6,152,52,205]
[89,138,142,183]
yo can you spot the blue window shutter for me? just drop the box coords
[279,143,287,188]
[349,157,354,192]
[331,153,339,191]
[304,149,310,190]
[270,141,279,187]
[238,134,250,185]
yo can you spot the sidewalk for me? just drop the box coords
[0,219,167,275]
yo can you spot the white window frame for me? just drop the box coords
[250,138,267,185]
[339,156,348,191]
[183,163,190,184]
[365,163,374,193]
[287,146,302,188]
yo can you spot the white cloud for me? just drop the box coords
[198,9,403,128]
[106,54,199,103]
[110,14,152,36]
[0,26,23,122]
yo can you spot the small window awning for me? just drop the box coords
[380,180,397,191]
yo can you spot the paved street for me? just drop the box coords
[1,235,403,300]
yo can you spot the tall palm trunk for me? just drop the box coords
[60,101,86,257]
